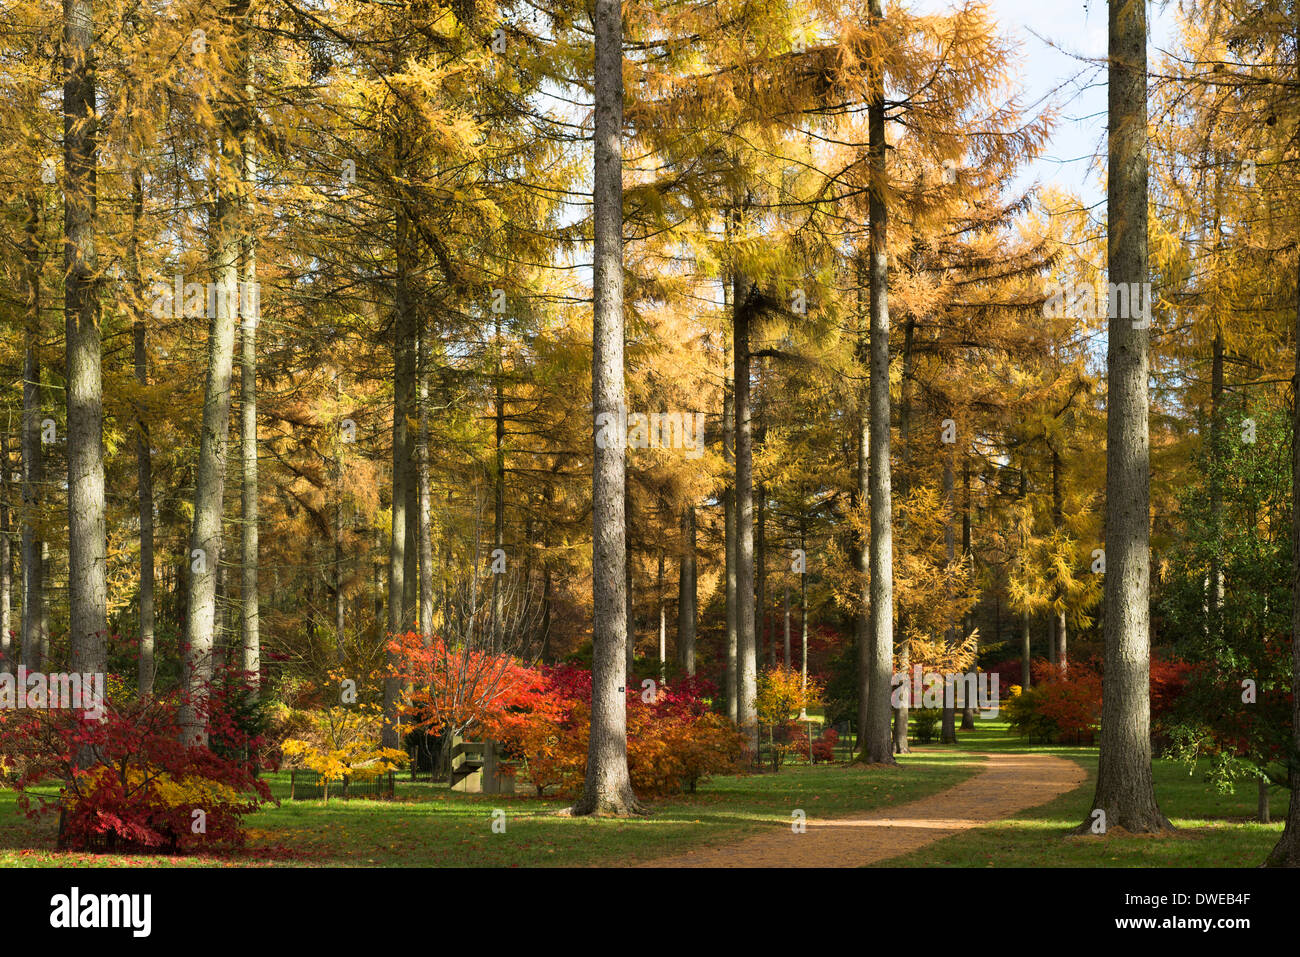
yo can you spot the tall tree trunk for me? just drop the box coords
[960,458,976,729]
[180,0,250,746]
[734,267,758,753]
[1207,329,1225,635]
[783,582,791,668]
[800,515,808,699]
[20,193,44,673]
[756,480,767,669]
[64,0,108,692]
[384,203,417,750]
[860,0,896,765]
[676,505,696,675]
[1021,613,1032,689]
[334,379,346,651]
[493,315,505,652]
[624,482,635,675]
[1264,16,1300,860]
[854,256,870,750]
[130,171,156,696]
[723,332,738,720]
[1052,446,1067,674]
[656,546,665,682]
[0,427,10,675]
[940,453,958,743]
[418,328,434,641]
[1078,0,1170,834]
[239,85,259,701]
[1018,458,1032,688]
[571,0,640,815]
[891,316,915,756]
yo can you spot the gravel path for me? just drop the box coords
[640,751,1086,868]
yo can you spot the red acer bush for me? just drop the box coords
[481,665,745,797]
[1030,660,1102,741]
[812,727,837,763]
[0,681,272,853]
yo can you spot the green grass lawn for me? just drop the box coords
[0,751,978,868]
[0,720,1287,867]
[884,719,1288,867]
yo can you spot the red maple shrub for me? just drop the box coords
[0,681,272,853]
[481,665,746,797]
[812,726,837,763]
[1003,654,1189,745]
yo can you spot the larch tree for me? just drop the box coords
[570,0,643,817]
[1077,0,1172,835]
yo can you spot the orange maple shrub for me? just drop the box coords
[479,666,746,797]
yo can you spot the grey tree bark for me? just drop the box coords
[656,547,666,681]
[960,461,976,729]
[676,505,696,675]
[384,203,417,750]
[624,481,635,675]
[334,379,346,649]
[723,333,738,720]
[1021,612,1031,689]
[941,453,958,743]
[180,0,251,746]
[0,428,10,675]
[1264,17,1300,860]
[800,515,808,698]
[854,287,870,748]
[418,326,434,640]
[1051,446,1067,673]
[734,272,758,753]
[493,314,505,652]
[859,0,896,765]
[20,194,44,673]
[892,316,915,756]
[64,0,108,690]
[130,171,156,696]
[239,116,259,701]
[783,582,790,668]
[570,0,642,815]
[1077,0,1171,834]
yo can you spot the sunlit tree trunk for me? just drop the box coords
[860,0,896,765]
[129,171,156,696]
[384,202,417,750]
[941,454,958,743]
[0,427,10,676]
[1051,447,1067,674]
[239,75,259,701]
[1079,0,1170,834]
[735,269,758,753]
[723,327,738,720]
[417,326,434,642]
[571,0,641,815]
[64,0,108,694]
[20,194,44,673]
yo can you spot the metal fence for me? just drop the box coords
[287,769,396,801]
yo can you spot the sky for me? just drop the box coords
[905,0,1179,210]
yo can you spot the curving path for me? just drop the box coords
[640,751,1086,868]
